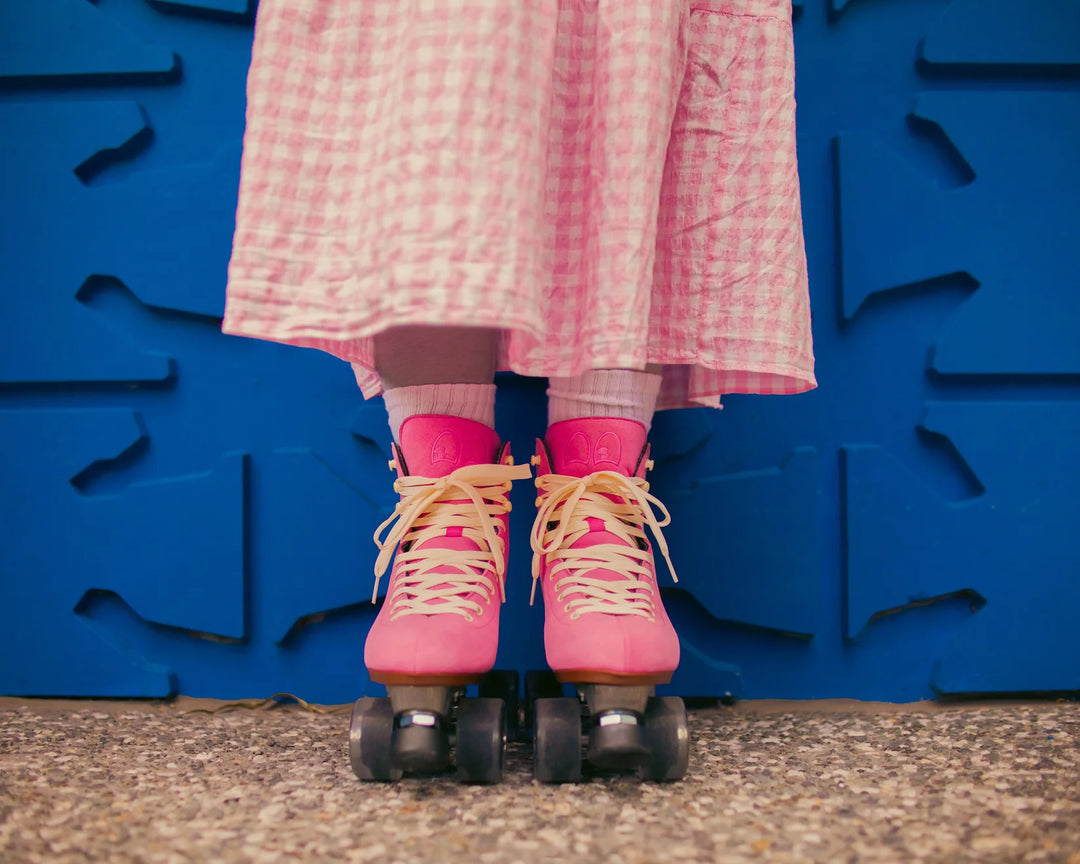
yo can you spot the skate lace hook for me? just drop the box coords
[371,462,532,604]
[528,470,678,606]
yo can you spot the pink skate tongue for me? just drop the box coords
[543,418,653,602]
[398,415,500,478]
[545,418,647,478]
[394,415,503,611]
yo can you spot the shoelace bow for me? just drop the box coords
[529,470,678,619]
[373,461,532,620]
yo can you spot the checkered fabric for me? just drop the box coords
[222,0,816,410]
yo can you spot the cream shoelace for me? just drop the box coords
[529,468,678,620]
[373,461,532,620]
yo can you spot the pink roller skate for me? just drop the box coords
[527,417,689,781]
[349,415,531,783]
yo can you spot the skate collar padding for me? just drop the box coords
[397,415,503,478]
[543,417,651,478]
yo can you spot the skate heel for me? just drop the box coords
[588,710,648,771]
[350,677,510,784]
[530,677,690,782]
[582,684,650,772]
[394,708,452,773]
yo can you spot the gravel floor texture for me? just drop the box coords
[1,698,1078,863]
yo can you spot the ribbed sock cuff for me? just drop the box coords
[383,383,497,443]
[546,369,663,432]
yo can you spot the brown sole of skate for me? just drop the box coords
[368,671,483,687]
[554,670,673,686]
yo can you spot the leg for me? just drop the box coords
[529,367,689,781]
[546,367,663,430]
[374,325,500,441]
[374,325,499,389]
[351,326,530,782]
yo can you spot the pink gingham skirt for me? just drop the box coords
[222,0,816,409]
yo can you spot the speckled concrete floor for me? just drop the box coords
[1,698,1078,863]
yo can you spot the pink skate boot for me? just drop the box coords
[349,415,531,783]
[528,417,689,781]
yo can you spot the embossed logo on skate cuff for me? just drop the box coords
[430,430,463,470]
[564,429,623,472]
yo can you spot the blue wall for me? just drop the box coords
[2,0,1078,702]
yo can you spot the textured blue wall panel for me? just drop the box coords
[921,0,1080,67]
[1,0,1077,702]
[838,91,1080,374]
[844,401,1080,693]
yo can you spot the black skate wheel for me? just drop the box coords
[533,697,582,784]
[523,670,564,731]
[479,669,520,742]
[349,697,403,782]
[392,710,451,774]
[638,697,690,782]
[455,698,507,784]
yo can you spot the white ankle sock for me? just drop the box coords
[382,383,497,443]
[546,369,663,432]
